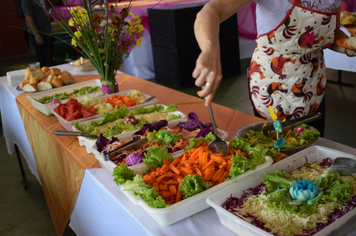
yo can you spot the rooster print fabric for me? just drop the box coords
[249,4,336,121]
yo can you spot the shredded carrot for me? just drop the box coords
[141,142,240,205]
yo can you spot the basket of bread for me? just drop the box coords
[19,66,74,92]
[69,57,95,71]
[340,11,356,25]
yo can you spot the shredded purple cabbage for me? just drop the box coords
[133,120,168,136]
[95,134,120,153]
[177,112,214,137]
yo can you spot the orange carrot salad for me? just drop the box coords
[104,94,139,108]
[141,142,245,205]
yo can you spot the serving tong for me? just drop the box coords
[103,136,147,161]
[329,157,356,176]
[51,130,98,139]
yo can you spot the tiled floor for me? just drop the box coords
[1,49,356,235]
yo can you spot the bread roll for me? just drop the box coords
[43,70,51,80]
[23,83,37,92]
[51,77,64,88]
[37,82,52,91]
[46,73,56,83]
[51,68,61,76]
[24,67,34,81]
[58,72,73,85]
[29,76,39,84]
[19,80,29,90]
[30,71,44,80]
[42,66,50,73]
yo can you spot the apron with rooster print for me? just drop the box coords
[249,0,337,121]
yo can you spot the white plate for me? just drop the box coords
[90,118,229,175]
[73,105,187,153]
[121,155,273,226]
[51,89,158,131]
[206,145,356,236]
[27,79,102,116]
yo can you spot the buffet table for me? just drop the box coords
[1,70,356,235]
[13,73,264,235]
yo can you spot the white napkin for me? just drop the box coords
[6,69,26,86]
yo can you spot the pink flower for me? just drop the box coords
[304,32,317,45]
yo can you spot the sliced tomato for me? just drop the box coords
[81,108,96,118]
[85,106,97,114]
[65,114,76,121]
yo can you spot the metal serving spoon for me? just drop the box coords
[201,85,228,156]
[329,157,356,176]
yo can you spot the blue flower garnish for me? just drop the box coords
[273,120,283,133]
[157,130,172,139]
[274,138,286,149]
[289,179,323,205]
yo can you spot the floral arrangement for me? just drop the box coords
[50,0,144,93]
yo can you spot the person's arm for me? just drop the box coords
[192,0,253,106]
[25,14,44,45]
[328,6,356,57]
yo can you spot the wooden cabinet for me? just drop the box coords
[0,0,28,58]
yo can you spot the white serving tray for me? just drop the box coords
[90,118,229,175]
[121,155,273,226]
[73,105,187,153]
[51,89,158,131]
[27,79,102,116]
[206,145,356,236]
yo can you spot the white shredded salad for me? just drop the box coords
[233,166,356,236]
[345,37,356,49]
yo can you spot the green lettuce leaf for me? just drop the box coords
[263,170,294,192]
[179,174,212,199]
[164,103,178,112]
[123,175,169,208]
[228,153,254,179]
[100,105,130,125]
[143,146,174,170]
[184,132,216,151]
[112,165,135,186]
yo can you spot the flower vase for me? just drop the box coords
[101,80,119,95]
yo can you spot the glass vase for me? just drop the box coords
[101,80,119,95]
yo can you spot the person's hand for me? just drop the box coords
[35,35,44,45]
[345,48,356,57]
[192,46,222,106]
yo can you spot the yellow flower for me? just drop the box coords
[71,38,77,47]
[136,38,142,47]
[68,18,74,27]
[74,31,82,39]
[129,12,139,19]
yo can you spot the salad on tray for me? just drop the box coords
[222,158,356,236]
[73,104,183,138]
[114,135,268,207]
[95,112,221,168]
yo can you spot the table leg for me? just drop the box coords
[14,144,28,190]
[327,70,355,88]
